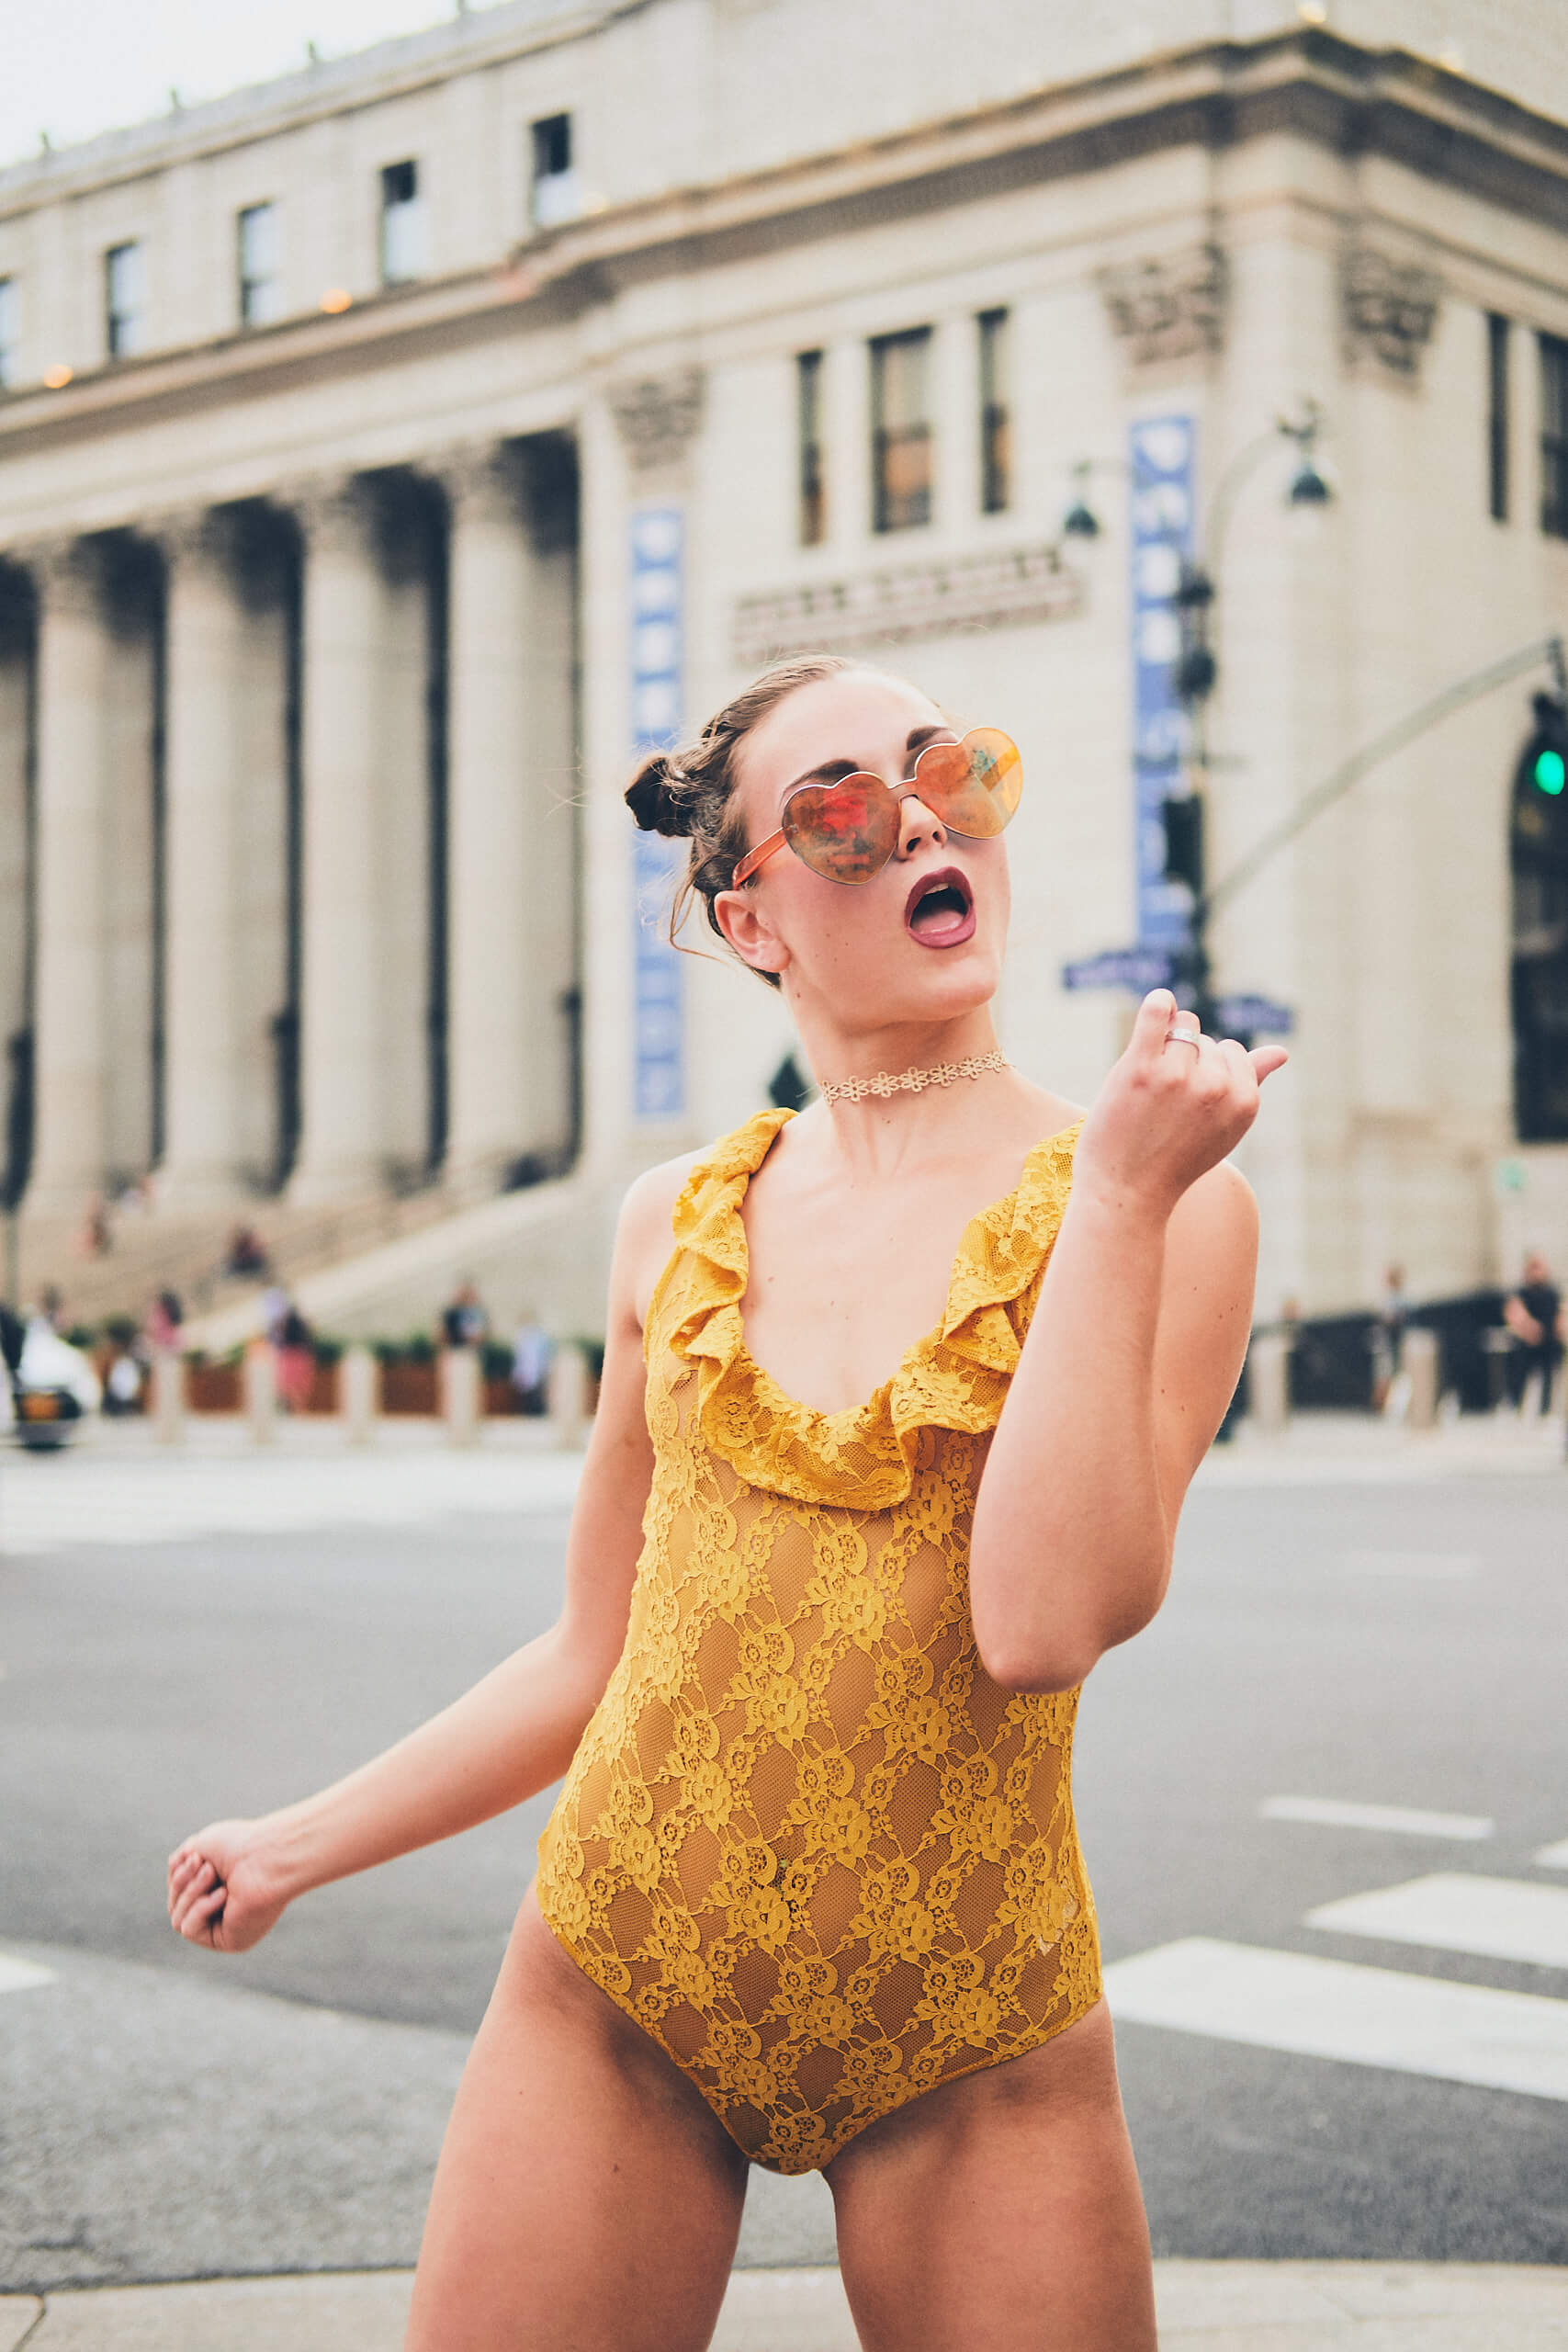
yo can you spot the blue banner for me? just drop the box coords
[1129,416,1196,952]
[630,506,685,1121]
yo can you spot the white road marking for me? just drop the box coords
[1260,1797,1494,1841]
[1103,1938,1568,2101]
[1342,1549,1477,1578]
[1305,1874,1568,1971]
[1534,1839,1568,1870]
[0,1952,56,1994]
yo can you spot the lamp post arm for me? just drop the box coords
[1201,425,1292,583]
[1199,633,1567,927]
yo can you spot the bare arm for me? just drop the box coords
[969,989,1285,1694]
[168,1160,688,1952]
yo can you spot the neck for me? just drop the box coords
[795,1008,1014,1165]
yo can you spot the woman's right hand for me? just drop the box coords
[167,1818,291,1953]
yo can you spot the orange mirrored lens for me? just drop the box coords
[911,729,1022,837]
[782,773,901,884]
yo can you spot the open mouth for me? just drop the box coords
[904,865,976,948]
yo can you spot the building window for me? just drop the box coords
[1511,737,1568,1140]
[105,242,146,358]
[871,327,932,533]
[797,350,826,546]
[1541,334,1568,540]
[1486,313,1509,523]
[379,160,426,286]
[978,308,1010,514]
[0,277,16,388]
[237,202,282,328]
[530,114,581,229]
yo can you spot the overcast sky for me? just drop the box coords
[3,1,498,170]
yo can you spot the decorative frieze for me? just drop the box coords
[733,541,1082,668]
[609,368,705,471]
[1097,243,1228,367]
[1340,243,1442,379]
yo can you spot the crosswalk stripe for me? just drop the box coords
[0,1952,56,1994]
[1304,1874,1568,1971]
[1103,1938,1568,2101]
[1260,1797,1494,1840]
[1534,1839,1568,1870]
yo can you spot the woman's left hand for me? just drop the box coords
[1072,988,1288,1224]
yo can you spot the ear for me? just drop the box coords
[713,884,790,979]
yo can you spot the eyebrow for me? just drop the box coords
[781,724,954,797]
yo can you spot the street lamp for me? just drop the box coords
[1062,401,1334,1032]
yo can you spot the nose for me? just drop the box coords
[895,788,947,860]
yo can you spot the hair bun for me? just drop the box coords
[625,751,692,838]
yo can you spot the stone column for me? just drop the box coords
[155,508,248,1206]
[437,440,577,1193]
[438,444,535,1191]
[286,479,386,1203]
[27,540,109,1218]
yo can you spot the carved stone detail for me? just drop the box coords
[609,368,705,471]
[276,474,376,556]
[1340,243,1442,378]
[734,542,1082,667]
[427,439,524,521]
[1097,243,1228,367]
[21,536,104,618]
[146,505,238,571]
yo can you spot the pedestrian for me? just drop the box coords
[1502,1251,1563,1417]
[1371,1261,1407,1410]
[441,1279,487,1351]
[510,1310,552,1416]
[275,1303,316,1414]
[168,658,1287,2352]
[145,1288,182,1353]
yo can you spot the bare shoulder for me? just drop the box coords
[615,1148,708,1327]
[1167,1159,1259,1278]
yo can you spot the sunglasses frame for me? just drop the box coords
[732,728,1021,889]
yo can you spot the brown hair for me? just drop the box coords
[625,654,853,988]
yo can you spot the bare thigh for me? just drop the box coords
[825,2003,1156,2352]
[404,1885,749,2352]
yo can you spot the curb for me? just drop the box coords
[5,2262,1568,2349]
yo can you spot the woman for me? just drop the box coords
[168,656,1285,2351]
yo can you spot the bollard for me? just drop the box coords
[341,1342,378,1447]
[151,1347,186,1446]
[243,1340,277,1443]
[1247,1331,1291,1434]
[1400,1326,1438,1430]
[547,1341,588,1451]
[441,1345,482,1448]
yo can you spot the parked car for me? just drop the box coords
[5,1313,101,1450]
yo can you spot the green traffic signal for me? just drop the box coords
[1534,745,1566,797]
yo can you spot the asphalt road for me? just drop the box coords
[2,1454,1565,2290]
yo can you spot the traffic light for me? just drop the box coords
[1517,691,1568,799]
[1161,792,1205,895]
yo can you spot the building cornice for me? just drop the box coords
[5,28,1568,470]
[0,0,637,211]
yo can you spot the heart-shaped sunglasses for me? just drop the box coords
[732,728,1023,888]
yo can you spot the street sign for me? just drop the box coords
[1061,948,1176,993]
[1216,993,1294,1035]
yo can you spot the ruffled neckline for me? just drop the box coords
[649,1106,1085,1510]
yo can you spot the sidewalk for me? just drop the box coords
[4,2262,1567,2348]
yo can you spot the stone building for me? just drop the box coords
[1,0,1567,1338]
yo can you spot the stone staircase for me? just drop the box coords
[17,1164,513,1337]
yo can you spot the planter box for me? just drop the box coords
[380,1361,438,1416]
[188,1363,242,1412]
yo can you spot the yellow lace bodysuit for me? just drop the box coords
[535,1109,1101,2174]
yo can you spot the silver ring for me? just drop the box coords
[1165,1026,1201,1050]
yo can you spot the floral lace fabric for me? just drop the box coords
[536,1109,1100,2174]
